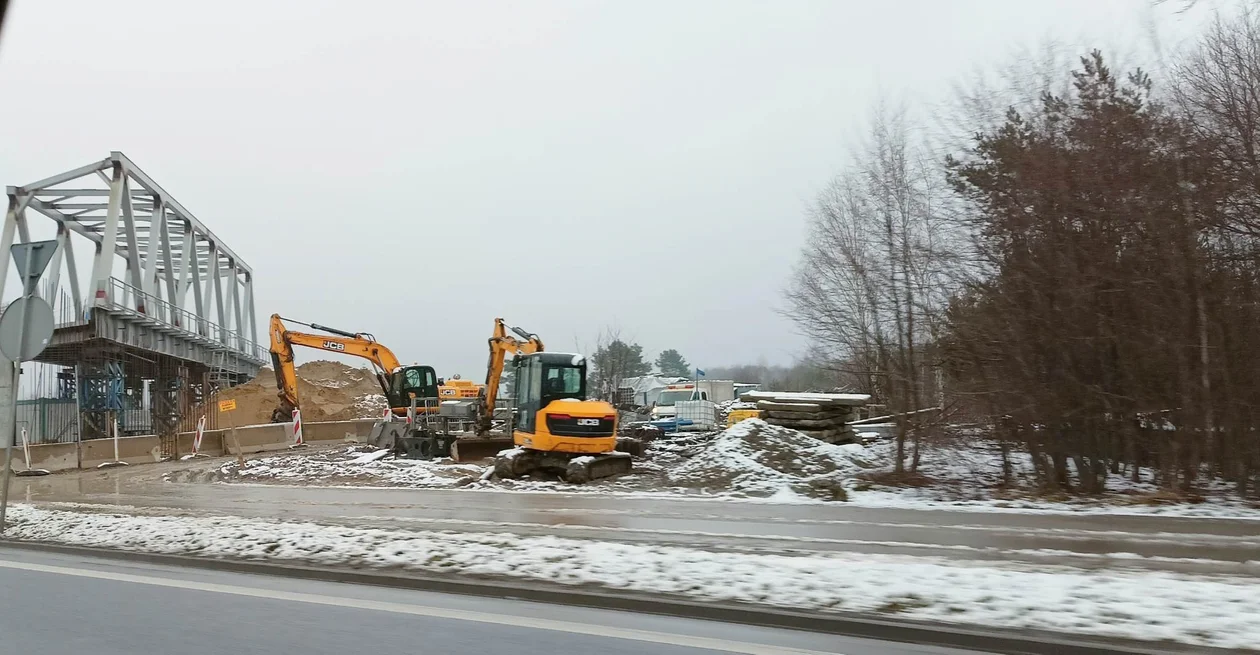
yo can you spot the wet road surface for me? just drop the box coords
[10,459,1260,575]
[0,545,979,655]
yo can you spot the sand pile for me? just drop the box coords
[666,419,873,500]
[218,361,388,426]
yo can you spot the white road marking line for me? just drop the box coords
[0,557,840,655]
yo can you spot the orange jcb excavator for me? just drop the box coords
[481,318,631,482]
[268,314,440,423]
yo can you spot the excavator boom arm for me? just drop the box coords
[269,314,405,418]
[480,318,543,432]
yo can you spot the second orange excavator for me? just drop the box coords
[268,314,440,423]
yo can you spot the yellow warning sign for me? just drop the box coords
[218,399,237,412]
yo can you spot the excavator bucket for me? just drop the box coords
[450,436,514,462]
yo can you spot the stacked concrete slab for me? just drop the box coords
[742,391,870,444]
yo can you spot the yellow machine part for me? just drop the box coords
[515,399,618,454]
[439,378,484,399]
[726,409,763,426]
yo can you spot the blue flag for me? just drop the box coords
[695,368,706,377]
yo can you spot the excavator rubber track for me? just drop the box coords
[493,449,632,483]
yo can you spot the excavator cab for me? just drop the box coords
[513,353,588,434]
[385,365,440,414]
[510,352,617,449]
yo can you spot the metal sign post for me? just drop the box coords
[0,239,59,534]
[16,428,50,477]
[96,412,128,469]
[219,399,244,467]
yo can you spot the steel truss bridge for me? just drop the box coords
[4,152,266,455]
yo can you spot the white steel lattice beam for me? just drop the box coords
[158,208,177,311]
[62,227,82,315]
[89,162,126,306]
[140,197,164,301]
[244,272,257,347]
[44,224,67,305]
[231,269,245,349]
[119,178,146,307]
[223,262,237,334]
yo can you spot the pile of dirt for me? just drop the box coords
[218,361,388,426]
[666,419,874,500]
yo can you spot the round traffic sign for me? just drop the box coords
[0,295,55,361]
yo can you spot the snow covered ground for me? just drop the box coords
[845,435,1260,519]
[226,447,486,487]
[4,503,1257,650]
[209,425,871,500]
[191,419,1260,518]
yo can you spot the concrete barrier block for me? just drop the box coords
[306,419,376,443]
[23,442,78,472]
[79,435,162,468]
[174,431,225,457]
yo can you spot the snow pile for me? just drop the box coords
[667,419,873,499]
[717,399,758,412]
[351,394,388,416]
[5,504,1259,650]
[346,449,392,465]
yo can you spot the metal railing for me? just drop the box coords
[16,399,79,444]
[99,277,268,362]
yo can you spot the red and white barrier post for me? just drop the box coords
[289,409,306,449]
[183,415,210,459]
[194,415,206,453]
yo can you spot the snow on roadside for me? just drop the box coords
[4,504,1258,650]
[845,437,1260,519]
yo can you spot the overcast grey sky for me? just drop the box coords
[0,0,1206,377]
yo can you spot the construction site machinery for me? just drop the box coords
[482,318,632,483]
[367,396,471,459]
[476,318,543,435]
[367,318,537,463]
[268,314,439,423]
[439,376,485,401]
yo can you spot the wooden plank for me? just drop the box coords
[756,401,825,412]
[763,409,854,421]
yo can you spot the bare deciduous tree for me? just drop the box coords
[786,104,953,475]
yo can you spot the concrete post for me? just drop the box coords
[0,358,14,448]
[0,359,17,530]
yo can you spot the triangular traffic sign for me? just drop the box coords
[11,240,59,295]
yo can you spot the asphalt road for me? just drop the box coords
[0,546,972,655]
[11,461,1260,575]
